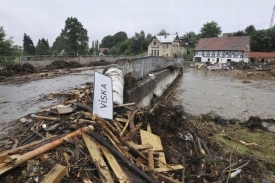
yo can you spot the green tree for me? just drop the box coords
[112,31,127,46]
[101,31,127,48]
[52,35,65,55]
[61,17,89,55]
[90,40,95,55]
[100,35,113,48]
[158,29,169,36]
[0,26,14,56]
[244,25,256,35]
[234,30,246,36]
[103,49,109,55]
[23,33,35,55]
[95,40,99,55]
[200,21,222,38]
[183,31,198,43]
[36,38,50,55]
[251,27,275,52]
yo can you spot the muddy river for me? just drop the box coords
[1,68,275,130]
[0,70,97,126]
[174,69,275,120]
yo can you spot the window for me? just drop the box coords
[151,50,153,55]
[166,45,168,48]
[154,50,156,56]
[157,50,159,56]
[153,42,156,46]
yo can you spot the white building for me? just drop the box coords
[194,36,250,64]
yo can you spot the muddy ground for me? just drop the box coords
[0,60,113,84]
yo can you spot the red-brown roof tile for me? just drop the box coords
[249,52,275,58]
[195,36,250,51]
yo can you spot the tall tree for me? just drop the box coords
[101,31,127,48]
[251,27,275,52]
[36,38,50,55]
[244,25,256,35]
[200,21,222,38]
[234,30,246,36]
[0,26,14,56]
[23,33,35,55]
[52,35,65,55]
[90,40,95,55]
[183,31,198,43]
[158,29,169,36]
[100,35,113,48]
[112,31,127,46]
[61,17,89,55]
[95,40,99,55]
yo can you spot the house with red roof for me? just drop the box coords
[249,52,275,62]
[194,36,250,64]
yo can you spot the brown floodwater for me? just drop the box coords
[0,70,100,137]
[173,69,275,120]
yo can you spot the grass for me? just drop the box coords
[210,126,275,165]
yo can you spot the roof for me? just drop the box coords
[195,36,250,51]
[155,34,178,43]
[249,52,275,58]
[99,48,109,53]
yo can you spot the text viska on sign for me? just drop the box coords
[92,71,113,119]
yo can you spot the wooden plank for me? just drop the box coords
[82,133,114,183]
[157,152,167,167]
[82,176,94,183]
[127,111,135,130]
[100,145,130,183]
[140,130,163,151]
[154,165,184,172]
[126,141,153,150]
[148,149,154,170]
[40,164,67,183]
[146,123,152,133]
[115,118,128,123]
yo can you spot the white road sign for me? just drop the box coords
[93,71,113,119]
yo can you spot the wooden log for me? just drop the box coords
[82,133,114,183]
[40,164,67,183]
[154,165,184,172]
[30,114,59,121]
[0,125,94,176]
[148,149,154,171]
[0,135,57,159]
[113,102,135,108]
[120,107,141,136]
[100,145,130,183]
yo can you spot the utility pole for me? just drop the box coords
[270,5,275,28]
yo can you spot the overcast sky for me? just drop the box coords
[0,0,274,47]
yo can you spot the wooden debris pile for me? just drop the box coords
[0,84,186,183]
[1,83,271,182]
